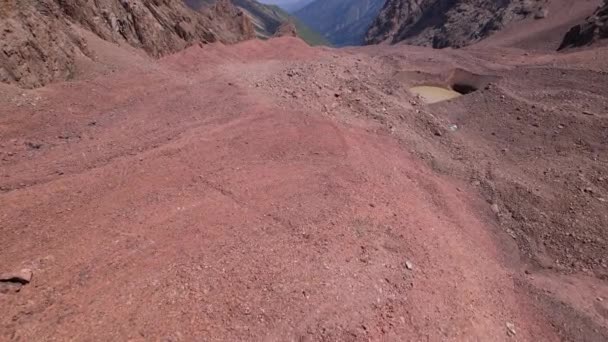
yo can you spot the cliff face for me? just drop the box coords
[365,0,547,48]
[559,0,608,50]
[0,0,91,88]
[0,0,254,88]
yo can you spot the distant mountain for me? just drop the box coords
[294,0,386,47]
[258,0,315,12]
[365,0,548,48]
[185,0,329,45]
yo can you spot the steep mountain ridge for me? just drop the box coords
[186,0,329,45]
[0,0,254,88]
[295,0,386,46]
[366,0,549,48]
[232,0,327,44]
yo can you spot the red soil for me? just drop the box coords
[1,32,607,341]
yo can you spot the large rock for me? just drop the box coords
[365,0,545,48]
[273,21,297,37]
[0,0,255,88]
[558,0,608,50]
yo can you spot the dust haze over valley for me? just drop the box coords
[1,0,608,340]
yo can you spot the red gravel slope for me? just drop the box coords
[1,33,607,340]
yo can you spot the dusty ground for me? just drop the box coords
[1,18,608,341]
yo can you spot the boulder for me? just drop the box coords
[558,1,608,50]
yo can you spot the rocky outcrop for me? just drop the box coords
[558,0,608,50]
[365,0,547,48]
[209,0,257,43]
[52,0,254,56]
[0,0,254,88]
[0,0,91,88]
[273,21,297,37]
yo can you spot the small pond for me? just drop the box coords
[409,86,462,104]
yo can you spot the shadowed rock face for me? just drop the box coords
[559,0,608,50]
[0,0,254,88]
[365,0,546,48]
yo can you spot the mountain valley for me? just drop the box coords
[1,0,608,340]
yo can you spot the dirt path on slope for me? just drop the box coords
[0,37,605,340]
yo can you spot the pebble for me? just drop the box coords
[405,261,413,270]
[0,268,33,284]
[491,203,500,214]
[506,322,516,337]
[25,142,42,150]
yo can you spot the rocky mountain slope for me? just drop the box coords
[365,0,549,47]
[0,0,254,88]
[186,0,329,45]
[231,0,328,44]
[559,0,608,49]
[295,0,386,46]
